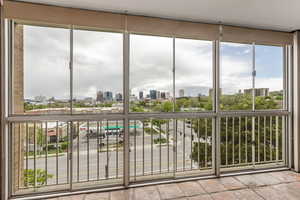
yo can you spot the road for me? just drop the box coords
[25,120,212,185]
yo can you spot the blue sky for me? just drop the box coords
[256,45,283,78]
[220,42,283,94]
[221,42,283,78]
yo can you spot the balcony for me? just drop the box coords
[3,2,300,200]
[9,112,289,198]
[42,170,300,200]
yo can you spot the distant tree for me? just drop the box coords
[153,101,179,112]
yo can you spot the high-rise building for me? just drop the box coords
[84,97,94,104]
[166,92,170,99]
[96,91,104,102]
[150,90,157,99]
[156,91,161,99]
[161,92,166,99]
[139,91,143,100]
[104,91,113,101]
[34,95,47,102]
[179,89,185,97]
[115,93,123,101]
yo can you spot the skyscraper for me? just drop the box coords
[115,93,123,101]
[139,91,143,100]
[161,92,166,99]
[104,91,113,101]
[150,90,157,99]
[156,91,161,99]
[96,91,104,102]
[166,92,170,99]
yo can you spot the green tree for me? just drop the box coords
[24,169,53,187]
[191,94,283,167]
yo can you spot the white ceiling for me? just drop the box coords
[17,0,300,32]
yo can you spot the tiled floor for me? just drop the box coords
[47,170,300,200]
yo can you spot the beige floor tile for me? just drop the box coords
[269,171,295,183]
[84,192,109,200]
[233,189,263,200]
[110,189,134,200]
[210,191,237,200]
[271,183,300,200]
[188,194,213,200]
[177,181,207,196]
[234,175,265,187]
[283,171,300,181]
[157,183,185,199]
[254,186,286,200]
[251,173,281,185]
[134,186,161,200]
[198,179,227,193]
[219,177,246,190]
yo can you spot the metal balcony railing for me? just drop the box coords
[220,115,285,171]
[10,113,287,195]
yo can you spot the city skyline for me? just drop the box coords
[24,26,283,100]
[25,87,281,105]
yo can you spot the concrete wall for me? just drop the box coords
[294,31,300,172]
[12,23,24,192]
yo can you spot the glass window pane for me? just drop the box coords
[13,24,70,114]
[220,42,253,111]
[175,38,213,112]
[130,34,173,113]
[255,45,283,110]
[73,29,123,114]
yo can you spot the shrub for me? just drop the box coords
[24,169,53,186]
[60,141,69,150]
[154,138,167,144]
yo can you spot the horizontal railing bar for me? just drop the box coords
[218,110,289,117]
[6,114,126,122]
[6,110,290,122]
[127,112,216,119]
[221,160,284,168]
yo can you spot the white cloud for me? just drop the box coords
[23,25,283,100]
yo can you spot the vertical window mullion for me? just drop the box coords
[172,37,176,112]
[252,42,256,111]
[123,31,130,187]
[251,43,256,166]
[283,46,287,111]
[214,36,221,176]
[70,27,73,115]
